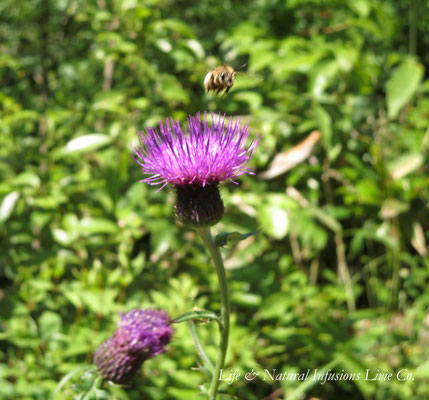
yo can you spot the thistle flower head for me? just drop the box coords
[133,112,261,190]
[94,309,172,384]
[132,112,261,226]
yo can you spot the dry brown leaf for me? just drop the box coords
[260,130,321,179]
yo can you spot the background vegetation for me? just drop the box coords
[1,0,429,399]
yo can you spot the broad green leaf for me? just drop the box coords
[356,178,382,205]
[230,292,262,307]
[80,289,118,314]
[186,39,204,58]
[0,191,19,223]
[92,91,126,112]
[64,134,112,154]
[259,293,290,319]
[13,171,41,187]
[379,198,409,219]
[386,59,424,118]
[38,311,62,340]
[259,204,289,239]
[310,60,340,99]
[156,38,172,52]
[166,388,201,400]
[78,217,118,235]
[233,92,263,109]
[415,361,429,378]
[388,152,423,180]
[52,228,72,246]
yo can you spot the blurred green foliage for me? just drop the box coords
[1,0,429,399]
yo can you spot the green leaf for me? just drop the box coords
[309,206,342,233]
[185,39,205,58]
[0,191,19,223]
[415,361,429,378]
[313,104,333,151]
[233,92,263,110]
[78,217,118,236]
[309,60,340,99]
[215,229,261,247]
[72,370,109,400]
[337,353,376,396]
[80,289,118,314]
[386,59,424,118]
[92,91,127,113]
[64,134,112,154]
[187,321,214,379]
[259,293,290,319]
[54,366,93,400]
[52,228,72,246]
[13,171,41,187]
[166,388,201,400]
[285,358,341,400]
[171,310,221,326]
[259,203,289,239]
[38,311,62,340]
[388,152,423,180]
[379,198,409,219]
[230,292,262,307]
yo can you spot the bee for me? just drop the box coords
[204,64,246,95]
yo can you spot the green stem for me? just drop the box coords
[188,321,214,378]
[409,0,417,55]
[197,227,230,400]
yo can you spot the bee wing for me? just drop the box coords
[236,70,264,82]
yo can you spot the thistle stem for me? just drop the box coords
[197,227,230,400]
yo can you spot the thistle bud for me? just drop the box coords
[175,183,224,227]
[94,309,173,384]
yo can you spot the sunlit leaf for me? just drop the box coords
[0,191,19,223]
[386,59,424,118]
[259,203,289,239]
[388,152,423,180]
[78,217,118,236]
[64,134,112,154]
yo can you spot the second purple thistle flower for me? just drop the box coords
[133,112,261,226]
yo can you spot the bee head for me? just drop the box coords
[221,69,235,87]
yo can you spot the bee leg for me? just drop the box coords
[215,87,223,95]
[225,86,231,94]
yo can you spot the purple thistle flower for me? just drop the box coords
[133,112,261,190]
[133,112,261,226]
[94,309,173,384]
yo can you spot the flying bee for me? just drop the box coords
[203,64,247,95]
